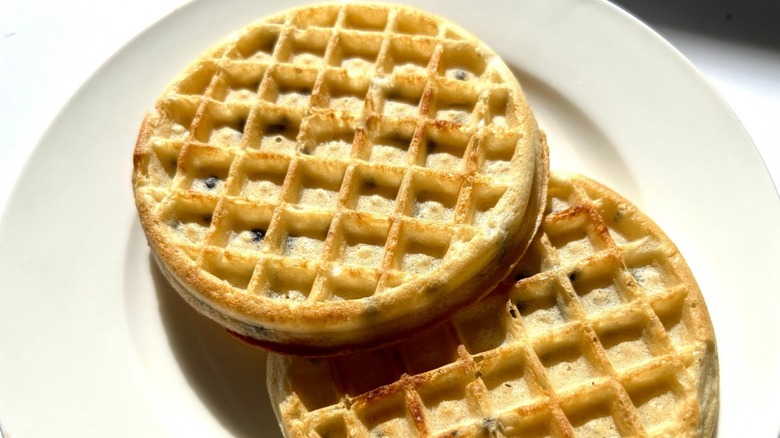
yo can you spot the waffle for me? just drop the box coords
[132,3,547,354]
[267,172,719,437]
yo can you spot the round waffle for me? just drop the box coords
[267,172,719,437]
[132,3,547,354]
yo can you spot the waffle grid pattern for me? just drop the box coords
[135,3,532,303]
[270,174,716,437]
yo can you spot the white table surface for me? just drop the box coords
[1,0,778,218]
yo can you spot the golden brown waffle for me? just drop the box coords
[267,172,719,437]
[132,3,547,354]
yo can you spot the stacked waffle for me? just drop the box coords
[132,3,718,437]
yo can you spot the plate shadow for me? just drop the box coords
[149,255,282,437]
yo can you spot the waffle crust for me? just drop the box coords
[132,3,547,354]
[267,172,719,437]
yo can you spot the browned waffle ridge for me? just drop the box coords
[132,3,547,354]
[267,172,719,437]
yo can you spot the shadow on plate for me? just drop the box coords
[612,0,780,51]
[149,255,282,437]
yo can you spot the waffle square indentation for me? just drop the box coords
[174,60,218,95]
[277,28,331,67]
[356,392,414,437]
[194,100,250,147]
[337,216,390,268]
[546,183,576,215]
[499,412,553,438]
[314,417,349,438]
[262,261,316,301]
[564,400,621,437]
[479,131,517,178]
[217,63,265,106]
[278,211,332,260]
[164,197,216,245]
[569,264,628,317]
[438,41,488,82]
[238,154,289,202]
[430,82,479,125]
[289,159,347,210]
[202,251,255,291]
[597,318,656,371]
[548,225,599,267]
[381,83,426,120]
[329,31,382,73]
[323,267,379,301]
[155,97,198,140]
[342,4,389,31]
[235,25,281,61]
[219,203,273,253]
[301,116,358,159]
[262,65,317,109]
[538,339,599,393]
[470,183,506,227]
[351,167,403,216]
[207,118,247,148]
[513,279,570,338]
[652,294,693,352]
[386,35,436,75]
[256,115,301,154]
[454,295,514,354]
[395,222,451,275]
[289,6,338,28]
[420,125,471,172]
[626,255,677,295]
[180,145,233,193]
[479,349,535,411]
[145,140,181,185]
[418,373,477,434]
[626,377,685,432]
[394,8,439,36]
[410,173,461,222]
[595,198,643,246]
[367,123,416,165]
[484,87,517,128]
[321,70,370,117]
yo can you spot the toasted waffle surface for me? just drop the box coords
[132,3,546,353]
[267,172,719,437]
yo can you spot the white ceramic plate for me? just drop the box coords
[1,0,778,436]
